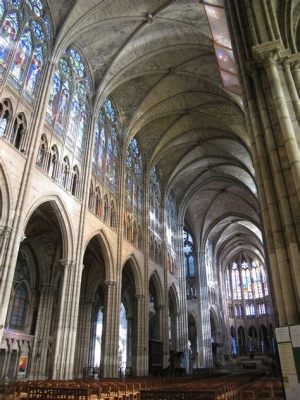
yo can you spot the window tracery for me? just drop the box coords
[46,47,90,161]
[0,0,51,103]
[125,138,143,218]
[167,190,176,248]
[183,227,196,299]
[149,166,161,237]
[93,97,120,192]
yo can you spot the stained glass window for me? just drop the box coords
[10,29,33,87]
[125,138,143,215]
[232,263,241,300]
[93,97,120,191]
[46,46,90,160]
[0,12,19,71]
[167,191,176,248]
[183,228,195,278]
[205,240,214,287]
[226,267,231,300]
[149,166,161,235]
[0,0,51,102]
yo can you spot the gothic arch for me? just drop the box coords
[168,283,179,315]
[22,194,74,261]
[149,271,164,308]
[121,254,143,296]
[83,229,114,282]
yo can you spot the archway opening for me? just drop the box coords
[121,261,138,376]
[76,235,107,378]
[2,201,65,380]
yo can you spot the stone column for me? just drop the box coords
[134,294,147,376]
[156,305,165,341]
[74,298,94,378]
[290,55,300,95]
[282,58,300,124]
[29,285,55,379]
[198,250,213,368]
[225,1,298,326]
[52,260,80,379]
[252,41,300,203]
[100,280,119,378]
[0,226,12,277]
[126,316,133,374]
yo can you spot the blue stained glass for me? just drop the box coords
[47,71,61,120]
[10,30,32,86]
[99,110,105,124]
[0,0,5,20]
[24,43,43,96]
[131,138,139,155]
[26,0,43,17]
[0,12,19,68]
[104,98,115,121]
[107,137,112,152]
[43,15,51,37]
[70,48,84,77]
[126,154,132,168]
[59,58,71,77]
[56,80,70,130]
[11,0,20,7]
[31,20,44,41]
[66,93,80,149]
[78,81,87,98]
[93,125,99,163]
[75,108,87,158]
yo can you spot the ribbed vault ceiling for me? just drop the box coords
[49,0,264,263]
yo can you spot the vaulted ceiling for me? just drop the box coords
[48,0,264,265]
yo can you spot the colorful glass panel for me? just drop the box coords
[66,92,80,150]
[47,71,61,121]
[59,57,71,77]
[104,98,115,121]
[75,107,87,158]
[26,0,43,17]
[0,12,19,69]
[11,0,21,8]
[43,15,51,37]
[24,43,43,96]
[55,80,70,134]
[31,20,44,41]
[10,30,32,87]
[0,0,5,20]
[70,48,84,77]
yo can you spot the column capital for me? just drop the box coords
[0,225,12,238]
[104,280,117,288]
[252,40,287,65]
[60,259,76,271]
[135,294,145,302]
[286,53,300,69]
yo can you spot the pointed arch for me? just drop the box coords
[121,254,143,296]
[22,194,74,261]
[168,283,180,314]
[149,271,164,308]
[83,229,114,282]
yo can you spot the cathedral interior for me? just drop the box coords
[0,0,299,386]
